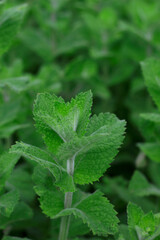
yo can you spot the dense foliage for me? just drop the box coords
[1,0,160,239]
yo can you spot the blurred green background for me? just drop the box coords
[1,0,160,239]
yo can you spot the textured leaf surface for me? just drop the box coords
[0,152,20,191]
[129,171,160,197]
[33,91,92,154]
[0,190,19,217]
[141,58,160,110]
[139,143,160,162]
[35,172,118,236]
[32,166,64,217]
[58,113,126,184]
[0,4,27,56]
[127,203,158,240]
[10,142,75,192]
[127,202,144,240]
[55,191,119,236]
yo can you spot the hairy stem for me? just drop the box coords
[58,158,74,240]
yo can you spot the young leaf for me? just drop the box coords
[58,113,126,184]
[127,202,158,240]
[127,202,144,240]
[0,4,27,56]
[33,91,92,154]
[10,142,75,192]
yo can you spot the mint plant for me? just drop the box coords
[120,202,160,240]
[10,90,126,239]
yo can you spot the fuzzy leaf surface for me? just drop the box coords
[33,91,92,154]
[10,142,75,192]
[32,166,64,217]
[58,113,126,184]
[55,191,119,236]
[127,203,158,240]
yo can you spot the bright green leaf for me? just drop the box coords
[10,142,75,192]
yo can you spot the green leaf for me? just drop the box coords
[69,216,90,238]
[58,113,126,184]
[141,58,160,110]
[10,142,75,192]
[32,166,64,217]
[0,190,19,217]
[0,4,27,56]
[139,143,160,162]
[0,152,20,191]
[127,203,159,240]
[127,202,144,240]
[55,191,119,236]
[33,91,92,154]
[38,188,118,236]
[129,170,160,197]
[139,212,156,235]
[0,202,33,229]
[127,203,158,240]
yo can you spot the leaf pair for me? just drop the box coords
[33,166,119,237]
[127,202,160,240]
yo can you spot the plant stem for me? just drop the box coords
[58,192,73,240]
[58,158,74,240]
